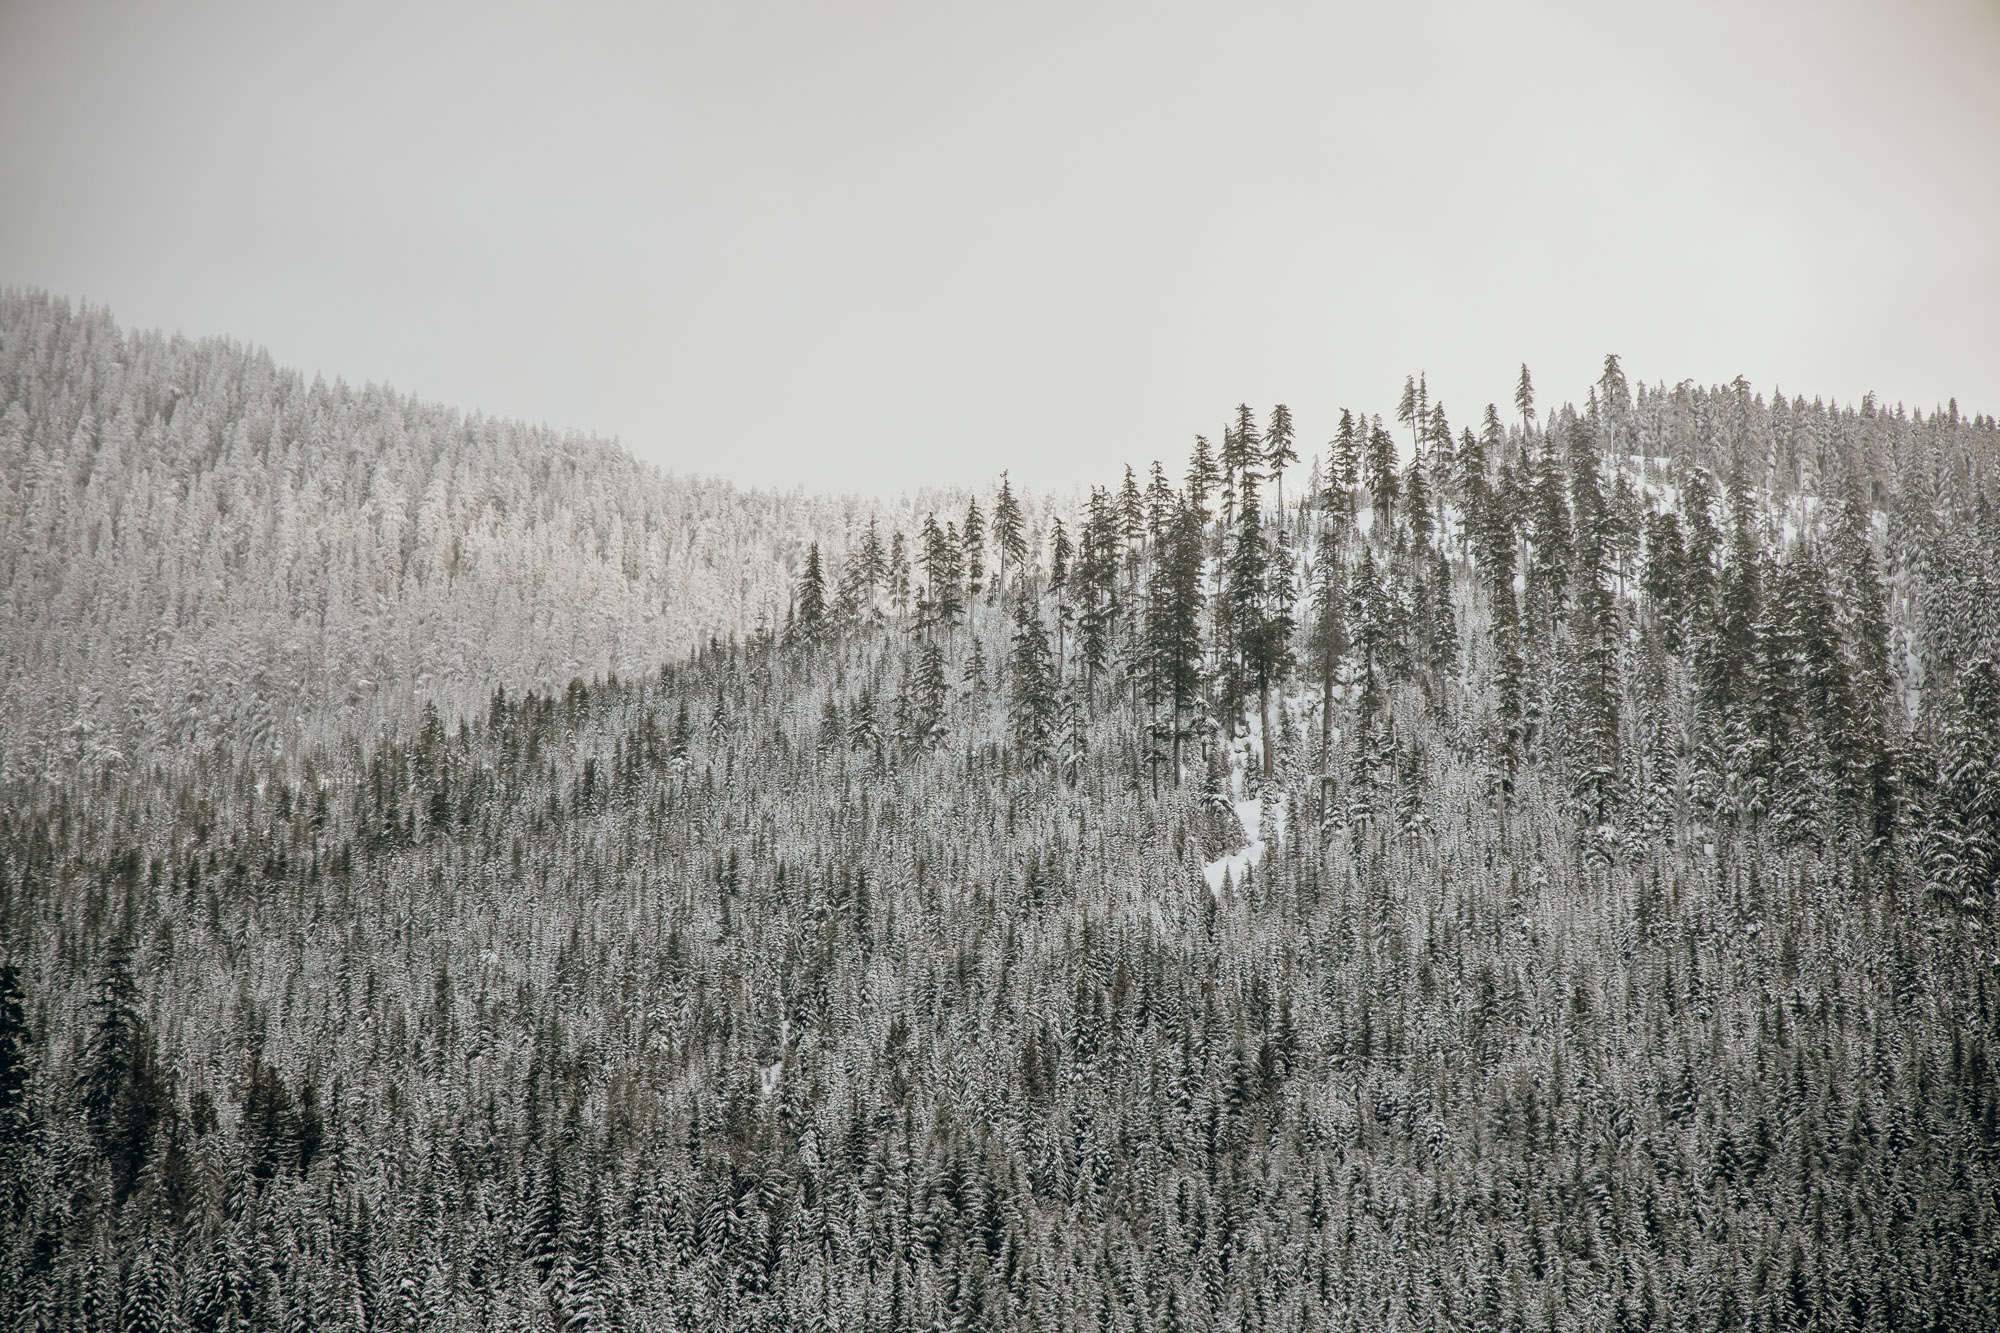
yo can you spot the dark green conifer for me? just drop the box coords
[1266,404,1298,517]
[795,543,827,634]
[1367,418,1399,528]
[1146,501,1207,781]
[992,473,1027,593]
[1009,597,1058,769]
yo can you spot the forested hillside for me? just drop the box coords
[0,291,1007,778]
[3,349,2000,1331]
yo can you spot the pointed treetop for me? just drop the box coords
[1266,404,1297,473]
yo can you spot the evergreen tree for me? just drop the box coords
[1606,469,1644,591]
[1009,598,1058,769]
[1349,546,1395,715]
[0,961,28,1152]
[1564,419,1621,822]
[889,530,913,616]
[963,500,986,600]
[920,517,966,630]
[1247,524,1297,779]
[1396,375,1422,457]
[908,639,950,750]
[242,1051,297,1184]
[1771,543,1852,838]
[1924,655,2000,915]
[795,543,827,635]
[1403,454,1434,550]
[1478,402,1505,476]
[1597,353,1632,456]
[1487,573,1526,792]
[1219,407,1262,527]
[1702,463,1763,725]
[1833,487,1891,747]
[82,939,170,1199]
[1427,550,1459,683]
[992,473,1027,593]
[961,631,988,729]
[1679,467,1722,632]
[1425,401,1455,496]
[1266,404,1298,518]
[1367,418,1400,528]
[1456,419,1491,547]
[1074,488,1122,688]
[1146,501,1206,781]
[1117,466,1146,554]
[860,517,889,594]
[1329,409,1361,494]
[1186,436,1219,523]
[1514,363,1536,439]
[1643,509,1688,650]
[1523,433,1572,636]
[1307,543,1349,766]
[1222,469,1270,718]
[1145,460,1175,542]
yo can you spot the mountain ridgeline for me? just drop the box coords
[3,343,2000,1331]
[0,290,981,777]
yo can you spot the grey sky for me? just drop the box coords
[4,1,1996,494]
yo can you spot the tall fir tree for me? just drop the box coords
[1349,545,1396,717]
[1247,524,1298,779]
[794,543,827,635]
[1524,431,1572,637]
[1146,500,1207,781]
[1643,509,1688,651]
[1223,468,1270,720]
[1330,409,1361,494]
[1308,541,1349,768]
[1514,363,1536,439]
[992,473,1027,593]
[1074,488,1123,690]
[82,938,169,1200]
[1403,454,1434,550]
[1425,402,1455,496]
[1008,596,1058,769]
[1117,466,1146,555]
[1266,404,1298,519]
[1367,418,1400,529]
[1565,419,1621,823]
[908,638,950,749]
[889,529,912,616]
[1702,461,1763,724]
[963,499,986,599]
[1187,436,1219,523]
[1457,421,1490,555]
[920,516,966,631]
[1396,375,1421,457]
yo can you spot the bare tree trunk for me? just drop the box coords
[1260,679,1274,781]
[1321,665,1333,763]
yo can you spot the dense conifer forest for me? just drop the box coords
[4,300,2000,1330]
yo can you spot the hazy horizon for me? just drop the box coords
[4,0,1997,495]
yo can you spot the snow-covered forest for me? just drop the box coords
[0,292,1018,778]
[4,296,2000,1330]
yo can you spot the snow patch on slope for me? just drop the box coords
[1203,706,1289,896]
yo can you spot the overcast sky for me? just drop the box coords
[3,1,1996,495]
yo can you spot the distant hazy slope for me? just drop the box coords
[0,290,876,773]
